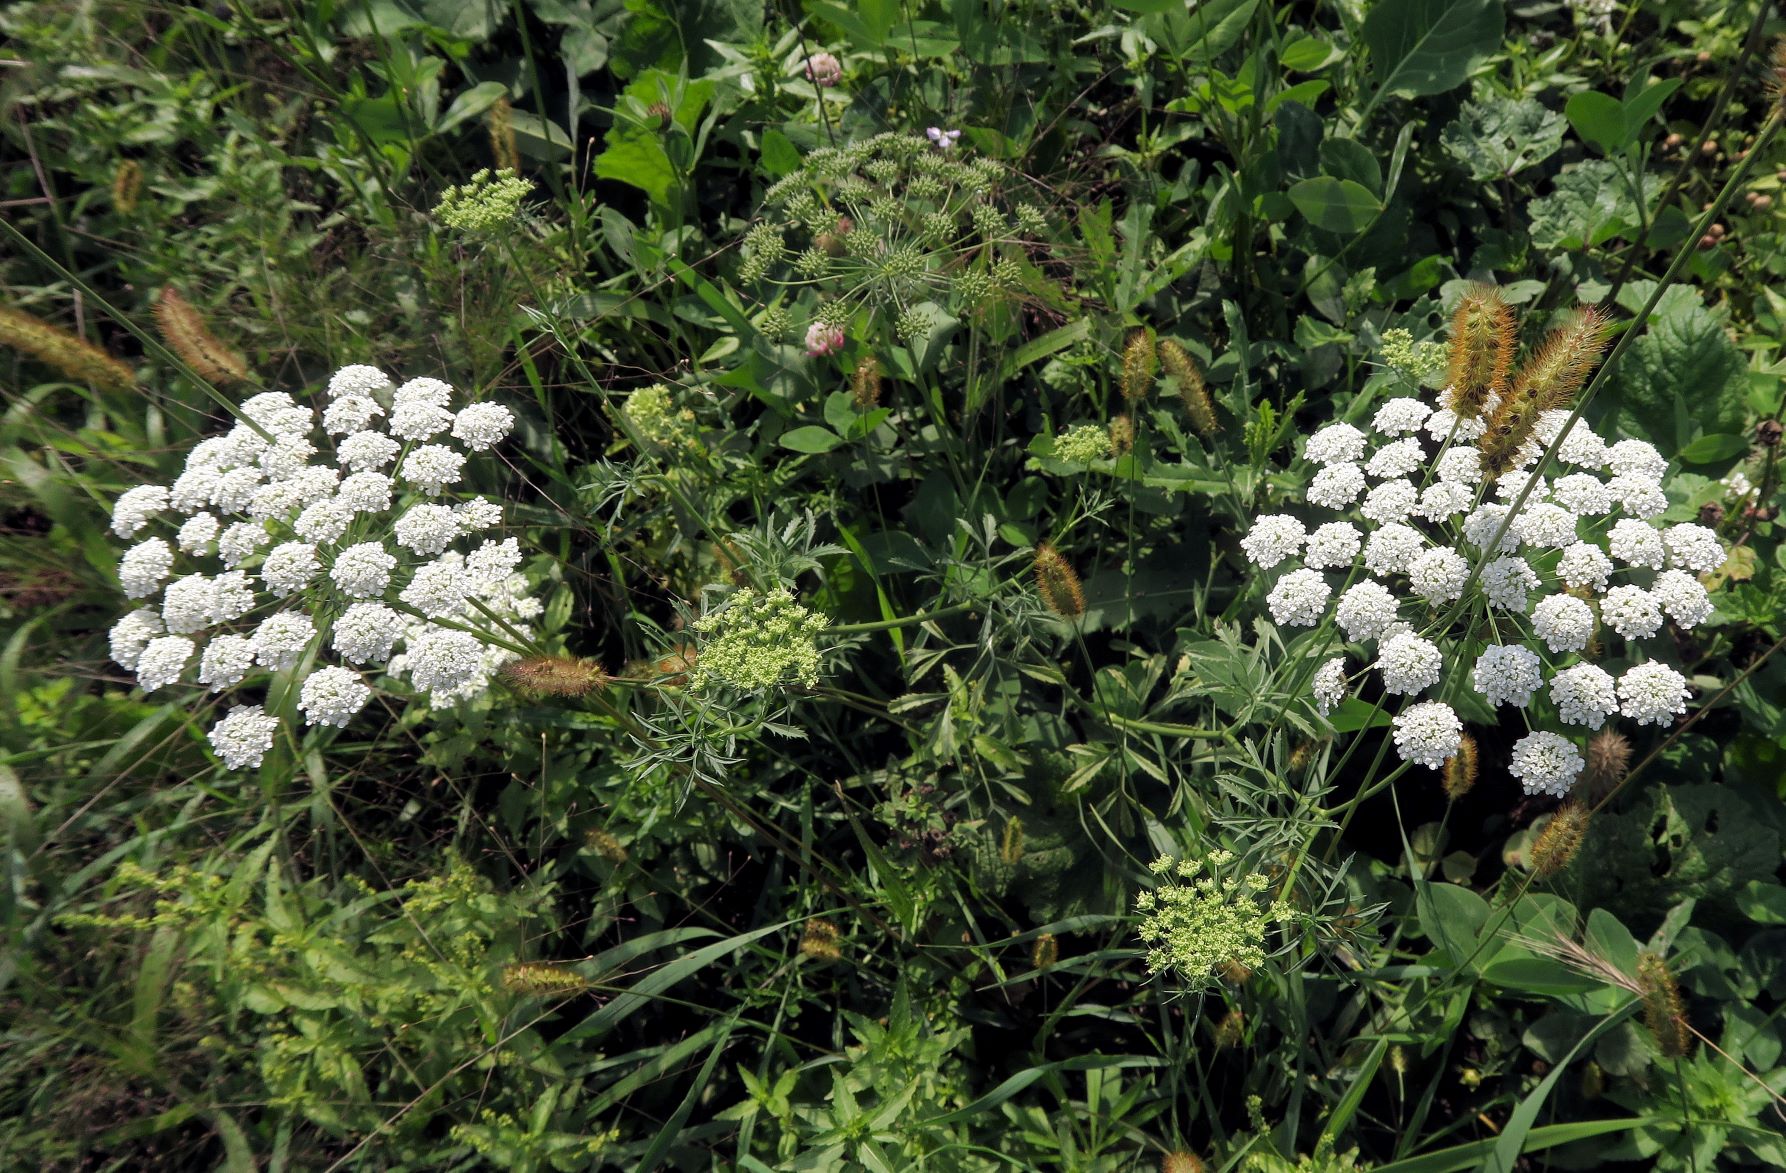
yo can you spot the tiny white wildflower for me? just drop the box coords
[1417,482,1473,522]
[1308,462,1367,509]
[1607,473,1667,520]
[111,485,168,538]
[1550,473,1612,517]
[1304,522,1362,569]
[1313,657,1348,716]
[1652,568,1713,629]
[1531,593,1596,654]
[399,443,466,493]
[393,503,463,557]
[1408,546,1469,603]
[322,395,384,435]
[1606,439,1667,481]
[176,512,219,555]
[1393,701,1462,769]
[1607,519,1666,569]
[217,521,270,568]
[119,538,175,599]
[336,471,393,513]
[1662,523,1724,574]
[1550,663,1619,729]
[451,402,515,451]
[199,634,257,691]
[261,541,321,597]
[135,635,195,693]
[1435,446,1482,486]
[1363,523,1424,576]
[1371,398,1432,437]
[1514,502,1579,549]
[252,611,316,671]
[327,364,394,399]
[109,608,163,671]
[1509,731,1584,798]
[336,430,401,472]
[1335,580,1401,642]
[298,666,372,728]
[1481,556,1539,612]
[293,498,355,545]
[1472,644,1542,707]
[332,602,406,665]
[330,541,397,598]
[1461,504,1520,554]
[1267,569,1331,627]
[1555,542,1613,592]
[1361,479,1418,524]
[208,704,279,770]
[1305,422,1367,465]
[1617,662,1689,726]
[1601,585,1663,640]
[1377,632,1442,695]
[1239,515,1306,569]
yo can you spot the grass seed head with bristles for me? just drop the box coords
[1109,412,1136,455]
[1636,951,1692,1057]
[1441,733,1478,799]
[486,95,519,172]
[585,828,628,863]
[799,919,842,962]
[153,287,249,385]
[1034,542,1085,619]
[500,656,607,698]
[112,159,143,213]
[1031,932,1058,971]
[1213,1007,1244,1048]
[1479,305,1610,480]
[501,963,591,996]
[1161,1151,1206,1173]
[1000,816,1024,866]
[0,306,135,393]
[1121,326,1157,401]
[1158,338,1219,436]
[1530,802,1590,878]
[851,355,883,409]
[1583,729,1632,798]
[1446,285,1515,418]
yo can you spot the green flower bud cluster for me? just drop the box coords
[623,384,700,454]
[1135,852,1291,985]
[434,168,533,232]
[741,131,1052,346]
[1052,422,1114,464]
[688,586,829,691]
[1379,327,1447,381]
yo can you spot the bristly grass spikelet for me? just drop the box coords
[1446,285,1515,418]
[799,919,842,962]
[501,963,591,996]
[1480,306,1610,480]
[1034,542,1085,619]
[112,158,143,213]
[1636,951,1692,1057]
[0,306,135,392]
[585,828,628,863]
[1441,733,1478,799]
[1121,326,1156,401]
[1530,802,1590,878]
[1161,1153,1206,1173]
[500,656,606,698]
[1158,338,1219,435]
[1000,817,1024,865]
[851,355,882,409]
[154,287,249,385]
[486,95,519,172]
[1109,412,1136,455]
[1583,729,1633,798]
[1031,932,1059,970]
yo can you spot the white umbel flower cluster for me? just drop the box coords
[1241,369,1725,799]
[105,365,534,771]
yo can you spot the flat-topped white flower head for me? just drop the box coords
[1240,514,1306,569]
[1473,644,1542,708]
[1617,662,1688,726]
[1510,731,1584,797]
[1394,701,1462,769]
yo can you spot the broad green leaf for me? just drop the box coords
[1363,0,1504,102]
[1677,432,1748,464]
[1281,34,1337,71]
[1441,98,1566,179]
[1565,90,1625,153]
[435,82,509,136]
[759,128,799,176]
[1416,880,1491,966]
[779,425,843,454]
[1288,176,1382,234]
[507,109,574,161]
[1606,283,1749,450]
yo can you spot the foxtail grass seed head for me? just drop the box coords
[1580,1061,1605,1100]
[1121,327,1157,401]
[434,168,532,232]
[1031,932,1059,971]
[1530,803,1590,878]
[1161,1152,1206,1173]
[501,963,590,996]
[486,96,519,172]
[1213,1007,1245,1048]
[500,656,605,698]
[585,828,628,863]
[112,159,143,213]
[1636,951,1692,1057]
[1034,542,1085,619]
[154,287,249,385]
[799,919,842,962]
[1109,412,1136,455]
[1770,39,1786,112]
[0,306,135,393]
[1447,286,1515,417]
[1000,817,1024,866]
[851,355,883,409]
[1480,306,1610,480]
[1441,733,1479,799]
[1584,729,1632,796]
[1158,338,1219,435]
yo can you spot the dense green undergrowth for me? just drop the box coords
[3,0,1786,1169]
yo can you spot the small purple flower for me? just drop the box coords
[926,127,962,149]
